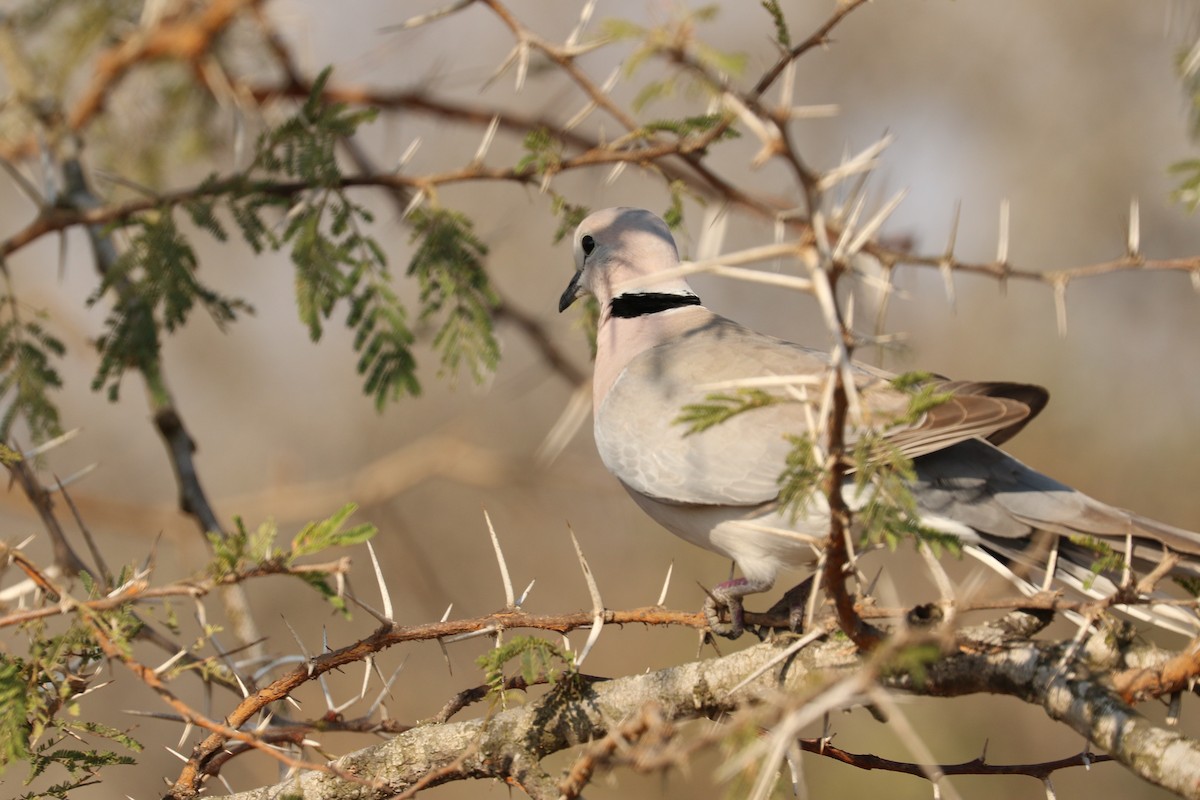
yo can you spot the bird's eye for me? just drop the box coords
[581,234,596,256]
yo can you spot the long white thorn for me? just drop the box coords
[727,627,828,696]
[939,201,961,308]
[656,561,674,606]
[472,116,501,165]
[395,137,422,171]
[842,189,908,259]
[565,0,597,48]
[818,132,894,192]
[514,41,530,92]
[437,603,455,675]
[996,199,1010,265]
[868,688,964,800]
[1127,197,1141,257]
[485,510,516,608]
[153,649,188,676]
[367,658,408,717]
[831,190,868,262]
[21,428,81,459]
[569,526,605,667]
[401,188,426,220]
[365,541,394,622]
[176,721,193,750]
[1053,278,1069,337]
[281,615,312,665]
[387,0,473,30]
[344,590,392,626]
[517,579,536,607]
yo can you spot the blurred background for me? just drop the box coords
[2,1,1199,798]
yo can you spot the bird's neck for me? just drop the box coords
[592,300,712,411]
[608,292,701,319]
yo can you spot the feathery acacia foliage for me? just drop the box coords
[476,636,577,711]
[0,302,65,442]
[675,388,785,435]
[27,66,507,417]
[407,208,501,385]
[89,211,248,401]
[0,503,376,787]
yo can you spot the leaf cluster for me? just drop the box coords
[476,636,576,711]
[209,503,376,615]
[89,211,249,401]
[850,433,960,556]
[406,208,500,385]
[1067,535,1126,590]
[0,603,141,787]
[760,1,792,49]
[604,6,747,111]
[85,67,455,411]
[0,303,65,442]
[516,128,564,176]
[633,114,740,145]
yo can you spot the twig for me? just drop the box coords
[799,738,1115,781]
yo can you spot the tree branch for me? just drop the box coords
[219,620,1200,800]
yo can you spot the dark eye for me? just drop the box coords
[581,234,595,256]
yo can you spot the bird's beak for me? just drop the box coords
[558,270,583,312]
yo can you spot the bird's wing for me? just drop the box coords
[595,315,1044,506]
[911,438,1200,576]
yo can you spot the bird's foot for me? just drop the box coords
[763,576,814,634]
[703,577,773,639]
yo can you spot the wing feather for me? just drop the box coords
[595,316,1044,506]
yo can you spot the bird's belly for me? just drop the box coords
[621,483,827,583]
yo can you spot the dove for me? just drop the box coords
[558,206,1200,638]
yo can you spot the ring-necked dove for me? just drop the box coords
[558,207,1200,638]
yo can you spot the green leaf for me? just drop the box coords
[207,517,277,580]
[882,642,942,689]
[407,208,500,384]
[87,211,249,400]
[516,128,563,175]
[61,720,142,753]
[0,311,65,442]
[1067,535,1124,590]
[475,636,575,710]
[675,388,783,435]
[1170,158,1200,211]
[636,114,739,142]
[295,571,351,617]
[0,657,31,770]
[778,434,821,519]
[1175,576,1200,597]
[551,197,590,243]
[761,0,791,48]
[290,503,376,559]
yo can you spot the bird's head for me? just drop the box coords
[558,207,697,316]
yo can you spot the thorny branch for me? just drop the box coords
[798,738,1115,782]
[212,616,1200,800]
[2,1,1200,799]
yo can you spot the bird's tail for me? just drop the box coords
[970,516,1200,636]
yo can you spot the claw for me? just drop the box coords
[704,590,745,638]
[702,576,775,639]
[764,576,814,634]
